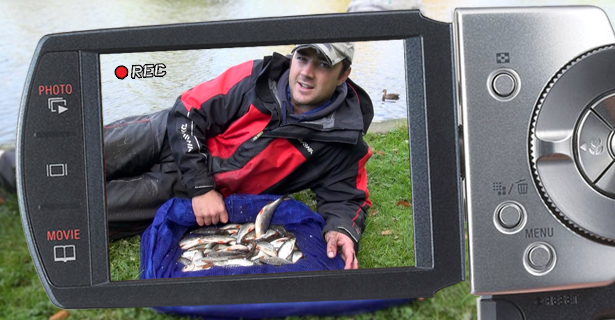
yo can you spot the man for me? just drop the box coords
[164,43,373,269]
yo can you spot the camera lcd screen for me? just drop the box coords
[19,10,463,307]
[99,40,413,282]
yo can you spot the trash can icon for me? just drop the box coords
[517,183,528,194]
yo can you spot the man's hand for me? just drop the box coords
[325,230,358,269]
[191,190,228,226]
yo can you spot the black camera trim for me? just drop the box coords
[18,10,464,308]
[481,283,615,320]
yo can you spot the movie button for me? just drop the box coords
[576,110,613,181]
[493,201,526,234]
[524,242,556,276]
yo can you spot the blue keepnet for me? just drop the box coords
[140,194,412,319]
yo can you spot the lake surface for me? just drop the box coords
[3,0,615,146]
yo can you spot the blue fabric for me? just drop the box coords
[140,194,412,319]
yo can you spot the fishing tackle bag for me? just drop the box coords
[140,194,411,319]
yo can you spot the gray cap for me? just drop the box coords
[292,42,355,65]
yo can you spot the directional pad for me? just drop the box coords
[576,109,614,186]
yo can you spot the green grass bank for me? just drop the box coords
[0,125,476,319]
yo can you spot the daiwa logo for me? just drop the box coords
[298,139,313,155]
[252,131,263,141]
[181,123,194,152]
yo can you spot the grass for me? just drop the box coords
[0,125,477,319]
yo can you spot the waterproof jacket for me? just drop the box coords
[167,53,374,246]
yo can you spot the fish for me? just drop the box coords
[258,255,293,266]
[255,195,289,237]
[236,223,255,243]
[178,220,304,272]
[220,224,243,230]
[222,244,251,252]
[189,226,227,236]
[278,238,296,260]
[182,262,214,272]
[270,225,288,237]
[213,258,258,267]
[243,230,257,242]
[291,251,304,263]
[253,229,279,242]
[179,235,236,250]
[181,249,204,262]
[250,250,267,261]
[255,241,277,257]
[178,257,192,266]
[269,237,289,249]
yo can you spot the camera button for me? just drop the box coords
[524,242,556,275]
[492,73,516,97]
[494,201,526,234]
[498,203,522,228]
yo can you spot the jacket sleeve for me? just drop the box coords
[166,59,263,198]
[313,139,372,251]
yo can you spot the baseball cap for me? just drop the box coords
[292,42,355,65]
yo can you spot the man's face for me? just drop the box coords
[288,48,351,112]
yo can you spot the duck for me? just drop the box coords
[381,89,400,101]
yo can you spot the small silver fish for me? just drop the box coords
[278,238,296,260]
[269,237,291,250]
[259,255,293,266]
[222,244,251,252]
[179,235,236,249]
[256,241,277,257]
[250,250,266,261]
[291,250,304,263]
[219,224,242,230]
[270,225,288,237]
[189,227,220,236]
[236,223,255,243]
[205,251,250,259]
[255,195,289,237]
[214,258,258,267]
[243,230,257,242]
[253,229,279,242]
[181,249,204,262]
[182,262,213,272]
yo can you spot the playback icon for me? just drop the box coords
[48,97,68,114]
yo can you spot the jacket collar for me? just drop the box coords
[257,53,374,143]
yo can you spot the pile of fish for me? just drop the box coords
[177,195,304,272]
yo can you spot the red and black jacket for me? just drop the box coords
[167,53,374,247]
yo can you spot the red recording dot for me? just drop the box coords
[115,66,128,79]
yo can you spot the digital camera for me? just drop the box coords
[16,5,615,319]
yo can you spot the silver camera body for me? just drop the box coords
[458,7,615,296]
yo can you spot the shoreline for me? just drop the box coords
[0,119,408,151]
[367,119,407,134]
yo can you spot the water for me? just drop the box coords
[3,0,615,146]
